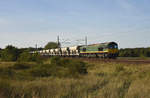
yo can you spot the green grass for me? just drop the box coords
[0,59,150,98]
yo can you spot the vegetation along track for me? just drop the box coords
[43,55,150,64]
[63,57,150,65]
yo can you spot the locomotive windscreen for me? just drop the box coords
[108,42,118,49]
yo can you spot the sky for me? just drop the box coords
[0,0,150,48]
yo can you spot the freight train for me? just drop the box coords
[32,42,119,59]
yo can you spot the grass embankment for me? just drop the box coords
[0,57,150,98]
[118,57,150,60]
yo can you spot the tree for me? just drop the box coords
[119,48,150,57]
[1,45,19,61]
[44,42,59,49]
[18,51,32,62]
[18,51,42,63]
[0,48,2,58]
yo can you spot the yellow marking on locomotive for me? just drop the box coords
[80,51,108,54]
[80,49,118,54]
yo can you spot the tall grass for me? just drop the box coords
[0,58,150,98]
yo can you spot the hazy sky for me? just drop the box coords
[0,0,150,48]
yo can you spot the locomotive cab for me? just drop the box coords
[107,42,119,58]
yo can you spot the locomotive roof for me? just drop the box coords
[88,42,117,46]
[80,42,117,48]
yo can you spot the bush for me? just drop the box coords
[12,63,31,70]
[67,60,88,75]
[50,56,62,65]
[18,51,32,62]
[30,57,88,78]
[30,64,53,77]
[51,57,88,76]
[18,51,43,63]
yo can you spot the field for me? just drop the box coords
[0,58,150,98]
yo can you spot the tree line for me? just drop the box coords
[119,48,150,57]
[0,42,59,61]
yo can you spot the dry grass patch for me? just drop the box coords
[0,60,150,98]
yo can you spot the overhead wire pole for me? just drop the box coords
[57,36,61,48]
[85,36,87,46]
[35,44,38,50]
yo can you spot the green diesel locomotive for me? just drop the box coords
[79,42,118,58]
